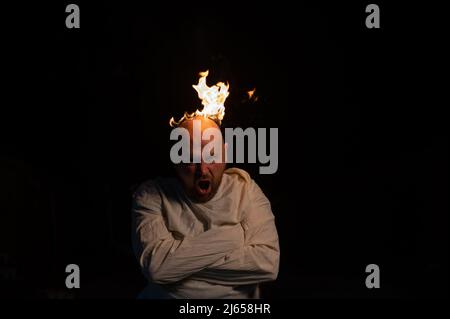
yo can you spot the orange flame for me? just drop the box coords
[170,70,230,127]
[247,88,256,99]
[246,88,258,102]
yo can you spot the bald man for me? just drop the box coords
[131,116,280,299]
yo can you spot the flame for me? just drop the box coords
[247,88,256,99]
[246,88,258,102]
[170,70,229,127]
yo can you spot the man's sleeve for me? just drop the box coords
[192,180,280,286]
[131,180,244,285]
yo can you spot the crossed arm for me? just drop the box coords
[131,181,280,286]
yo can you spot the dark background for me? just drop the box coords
[1,1,448,298]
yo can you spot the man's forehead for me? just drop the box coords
[178,118,223,150]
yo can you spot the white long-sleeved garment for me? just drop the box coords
[131,167,280,299]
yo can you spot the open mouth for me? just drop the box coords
[196,180,211,195]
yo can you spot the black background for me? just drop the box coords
[1,1,448,298]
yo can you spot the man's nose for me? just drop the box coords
[195,162,209,177]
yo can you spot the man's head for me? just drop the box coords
[174,116,226,203]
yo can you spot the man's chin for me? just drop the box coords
[192,192,213,203]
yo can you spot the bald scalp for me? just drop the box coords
[170,116,225,164]
[178,116,223,138]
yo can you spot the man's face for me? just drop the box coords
[174,116,226,203]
